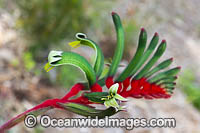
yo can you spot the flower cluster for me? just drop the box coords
[0,12,180,131]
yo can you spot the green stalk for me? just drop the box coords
[84,92,109,103]
[162,83,176,88]
[97,77,106,86]
[135,40,166,80]
[155,76,177,85]
[148,67,181,83]
[108,12,124,77]
[57,102,118,119]
[72,33,104,78]
[116,28,147,81]
[49,51,96,86]
[129,33,159,77]
[144,58,173,78]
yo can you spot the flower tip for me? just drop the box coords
[170,58,173,61]
[123,98,129,102]
[162,39,166,43]
[173,82,176,85]
[141,27,145,32]
[112,83,119,90]
[175,76,178,79]
[177,66,181,70]
[154,32,159,36]
[118,106,127,111]
[111,12,117,15]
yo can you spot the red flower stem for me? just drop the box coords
[0,83,89,131]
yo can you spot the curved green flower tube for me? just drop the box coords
[57,102,120,119]
[107,12,124,77]
[69,33,104,78]
[45,51,96,86]
[134,40,166,80]
[116,28,147,82]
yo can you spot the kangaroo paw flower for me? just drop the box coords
[1,12,181,131]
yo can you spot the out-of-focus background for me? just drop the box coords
[0,0,200,132]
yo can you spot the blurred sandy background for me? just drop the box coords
[0,0,200,132]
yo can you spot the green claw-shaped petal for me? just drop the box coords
[44,50,63,72]
[115,94,128,101]
[45,50,97,86]
[109,83,119,95]
[104,98,118,108]
[48,50,63,64]
[69,33,105,78]
[109,98,119,108]
[102,83,127,110]
[104,100,110,108]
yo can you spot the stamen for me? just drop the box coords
[44,63,55,72]
[68,41,81,48]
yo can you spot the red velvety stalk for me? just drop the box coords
[106,77,114,88]
[90,83,103,92]
[0,81,106,131]
[61,83,84,101]
[105,77,171,99]
[0,83,90,131]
